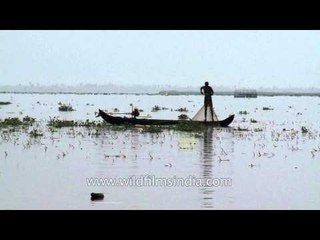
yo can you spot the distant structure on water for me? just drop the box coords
[234,89,258,98]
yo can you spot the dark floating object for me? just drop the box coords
[91,193,104,201]
[96,109,234,127]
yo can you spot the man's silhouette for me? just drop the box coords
[200,81,214,122]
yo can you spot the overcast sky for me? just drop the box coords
[0,30,319,88]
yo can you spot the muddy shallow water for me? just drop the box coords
[0,93,320,209]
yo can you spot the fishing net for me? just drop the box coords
[192,105,219,122]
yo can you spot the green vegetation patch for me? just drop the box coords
[175,107,188,112]
[178,114,189,120]
[47,118,108,128]
[29,129,44,137]
[0,116,36,128]
[151,105,161,112]
[58,104,75,111]
[250,119,258,123]
[239,111,249,115]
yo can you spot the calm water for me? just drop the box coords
[0,93,320,209]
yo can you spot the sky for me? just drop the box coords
[0,30,319,89]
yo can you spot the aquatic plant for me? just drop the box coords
[23,116,35,124]
[239,111,249,115]
[47,117,108,128]
[175,107,188,112]
[29,129,44,137]
[151,105,161,112]
[235,127,249,131]
[48,118,77,128]
[58,104,75,111]
[301,126,308,133]
[0,117,23,127]
[0,101,11,105]
[254,128,263,132]
[178,114,189,120]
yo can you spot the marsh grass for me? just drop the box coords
[23,116,35,124]
[235,126,250,131]
[151,105,161,112]
[239,111,249,115]
[175,107,188,112]
[0,116,36,128]
[178,114,189,120]
[58,104,75,111]
[254,128,263,132]
[29,129,44,137]
[47,117,109,128]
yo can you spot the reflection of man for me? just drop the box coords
[200,81,214,122]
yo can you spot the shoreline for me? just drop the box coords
[0,91,320,97]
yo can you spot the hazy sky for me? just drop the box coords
[0,30,319,88]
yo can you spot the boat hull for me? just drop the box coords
[97,109,234,127]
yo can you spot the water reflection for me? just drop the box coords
[199,127,234,209]
[199,127,215,208]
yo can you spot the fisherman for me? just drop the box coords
[200,81,214,122]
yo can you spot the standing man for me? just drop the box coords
[200,81,214,122]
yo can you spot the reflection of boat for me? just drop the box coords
[96,109,234,127]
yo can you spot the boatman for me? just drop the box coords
[200,81,214,122]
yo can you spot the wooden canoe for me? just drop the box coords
[96,109,234,127]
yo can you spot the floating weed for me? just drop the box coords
[29,129,44,137]
[263,107,274,111]
[58,103,75,111]
[250,119,258,123]
[48,118,77,128]
[175,107,188,112]
[178,114,189,120]
[151,105,161,112]
[0,117,23,126]
[239,110,249,115]
[254,128,263,132]
[235,126,250,132]
[0,116,35,128]
[23,116,35,124]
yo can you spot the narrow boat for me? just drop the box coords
[96,109,234,127]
